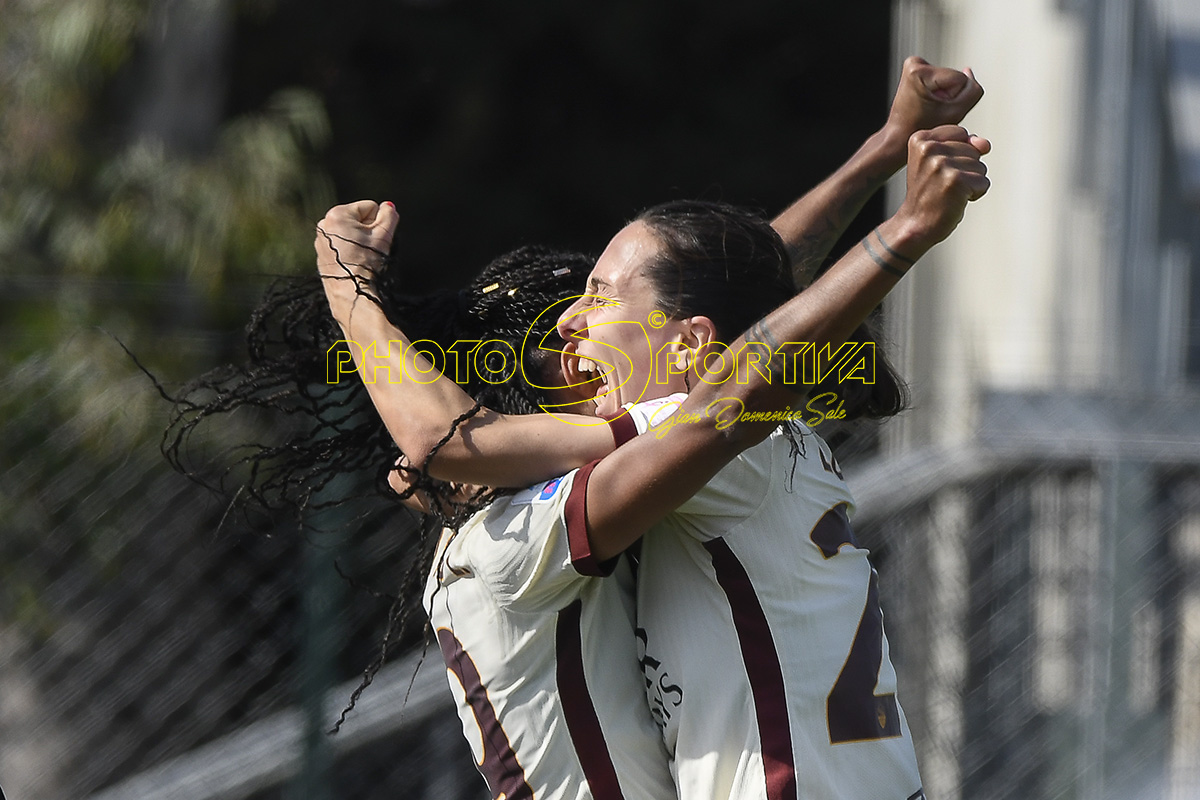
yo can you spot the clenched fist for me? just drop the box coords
[315,200,401,324]
[895,124,991,248]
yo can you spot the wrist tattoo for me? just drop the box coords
[862,235,909,279]
[872,226,916,266]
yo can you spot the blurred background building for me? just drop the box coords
[854,1,1200,799]
[1,1,1197,799]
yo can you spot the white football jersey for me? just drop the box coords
[424,463,676,800]
[626,395,924,800]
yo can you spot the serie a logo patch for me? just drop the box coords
[512,475,566,505]
[537,476,564,500]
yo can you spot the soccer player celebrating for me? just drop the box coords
[171,58,986,799]
[314,70,986,800]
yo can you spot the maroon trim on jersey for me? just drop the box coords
[704,538,797,800]
[436,628,534,800]
[601,411,638,448]
[556,599,627,800]
[564,460,617,577]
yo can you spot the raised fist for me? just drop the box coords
[885,57,984,145]
[896,125,991,247]
[314,200,399,283]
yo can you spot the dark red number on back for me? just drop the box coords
[810,505,901,744]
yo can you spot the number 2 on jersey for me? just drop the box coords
[437,628,534,800]
[809,505,902,744]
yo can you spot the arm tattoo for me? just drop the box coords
[785,172,880,284]
[748,319,782,353]
[861,235,908,279]
[872,226,916,266]
[747,319,789,379]
[787,215,841,284]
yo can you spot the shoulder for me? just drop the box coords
[462,472,578,551]
[456,468,618,609]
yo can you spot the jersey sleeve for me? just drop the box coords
[461,464,613,612]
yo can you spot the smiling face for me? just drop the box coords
[555,221,694,418]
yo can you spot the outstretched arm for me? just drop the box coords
[582,124,991,559]
[772,57,983,283]
[316,210,616,488]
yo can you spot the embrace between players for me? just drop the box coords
[189,57,989,799]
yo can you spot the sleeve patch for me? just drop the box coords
[511,475,567,506]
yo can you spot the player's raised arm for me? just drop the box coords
[318,55,985,497]
[772,57,983,283]
[582,124,991,560]
[317,201,617,488]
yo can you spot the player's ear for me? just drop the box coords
[682,315,718,351]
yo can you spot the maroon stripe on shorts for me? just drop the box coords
[705,538,797,800]
[564,460,616,576]
[436,628,534,800]
[556,599,626,799]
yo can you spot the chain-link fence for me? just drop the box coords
[853,420,1200,800]
[0,348,485,800]
[3,341,1199,800]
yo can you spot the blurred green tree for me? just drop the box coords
[0,0,335,643]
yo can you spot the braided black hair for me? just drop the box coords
[162,241,591,729]
[165,244,589,510]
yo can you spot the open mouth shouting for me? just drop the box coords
[558,338,619,414]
